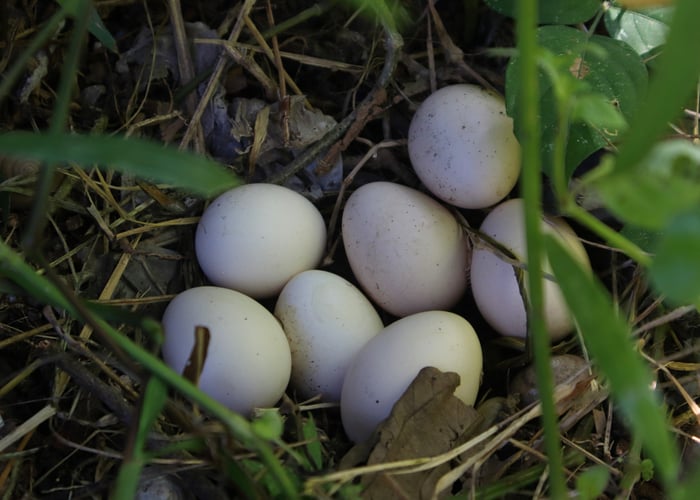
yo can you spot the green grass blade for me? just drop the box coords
[545,235,680,488]
[0,240,298,497]
[0,242,77,314]
[86,3,118,53]
[57,0,118,52]
[112,376,169,499]
[0,132,241,198]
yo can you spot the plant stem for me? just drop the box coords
[515,1,567,498]
[564,202,652,267]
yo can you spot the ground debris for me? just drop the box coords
[348,367,480,499]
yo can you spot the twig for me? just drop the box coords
[632,305,696,337]
[268,17,403,185]
[426,0,495,93]
[179,0,257,151]
[0,405,56,453]
[242,16,304,97]
[326,139,406,246]
[168,0,205,153]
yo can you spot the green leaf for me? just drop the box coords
[251,409,285,441]
[0,132,241,198]
[56,0,117,53]
[86,4,118,53]
[484,0,600,24]
[604,6,672,57]
[506,25,647,179]
[576,465,610,500]
[545,235,680,486]
[572,92,629,131]
[612,0,700,174]
[593,141,700,229]
[640,458,655,481]
[649,209,700,305]
[620,224,660,253]
[302,415,324,471]
[55,0,85,17]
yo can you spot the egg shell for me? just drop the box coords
[274,270,384,402]
[195,183,326,298]
[470,198,590,340]
[342,182,469,317]
[408,84,521,209]
[340,310,482,443]
[161,286,292,415]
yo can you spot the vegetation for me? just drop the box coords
[0,0,699,497]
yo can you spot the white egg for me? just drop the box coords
[340,311,483,443]
[161,286,291,415]
[274,270,384,402]
[470,198,590,340]
[195,183,326,298]
[342,182,469,317]
[408,84,521,209]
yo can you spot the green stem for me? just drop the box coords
[515,1,567,498]
[565,202,652,267]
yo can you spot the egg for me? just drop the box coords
[408,84,521,209]
[195,183,326,298]
[161,286,292,415]
[274,270,384,402]
[340,311,483,443]
[342,182,469,317]
[470,198,590,340]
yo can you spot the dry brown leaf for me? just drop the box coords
[360,366,480,499]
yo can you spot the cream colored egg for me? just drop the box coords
[408,84,521,209]
[342,182,469,317]
[161,286,292,415]
[340,311,483,443]
[195,183,326,298]
[470,198,590,340]
[274,270,384,402]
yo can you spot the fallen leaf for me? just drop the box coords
[360,366,480,499]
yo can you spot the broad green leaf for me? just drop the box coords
[604,5,672,57]
[545,235,680,486]
[484,0,600,24]
[612,0,700,174]
[593,140,700,229]
[506,25,647,179]
[0,132,241,198]
[620,224,660,253]
[649,209,700,305]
